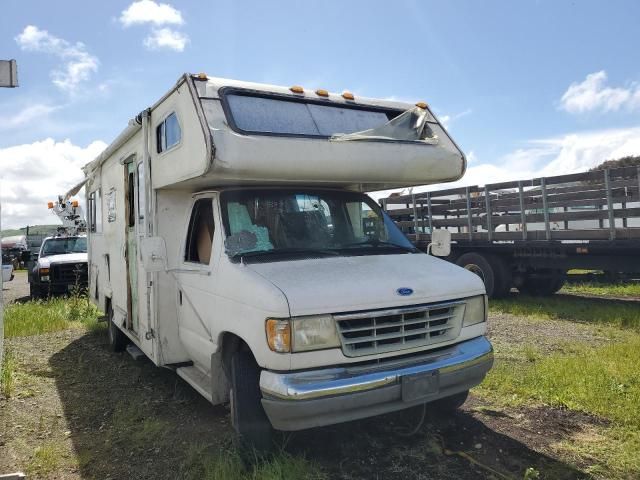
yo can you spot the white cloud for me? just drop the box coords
[15,25,99,93]
[371,126,640,199]
[0,139,106,229]
[144,28,189,51]
[560,70,640,114]
[0,103,61,129]
[453,126,640,188]
[120,0,184,27]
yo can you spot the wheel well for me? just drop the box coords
[220,332,250,380]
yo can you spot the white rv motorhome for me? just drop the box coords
[82,74,492,448]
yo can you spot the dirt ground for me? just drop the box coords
[1,310,604,479]
[2,270,30,304]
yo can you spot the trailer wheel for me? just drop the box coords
[107,307,128,352]
[518,270,565,296]
[230,351,273,452]
[456,252,509,298]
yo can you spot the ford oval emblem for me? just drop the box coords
[396,287,414,296]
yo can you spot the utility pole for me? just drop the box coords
[1,59,19,373]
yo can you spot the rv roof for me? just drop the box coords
[192,74,421,112]
[84,73,466,193]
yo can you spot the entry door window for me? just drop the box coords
[185,199,215,264]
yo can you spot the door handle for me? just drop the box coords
[178,290,182,305]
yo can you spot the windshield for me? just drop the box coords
[41,237,87,256]
[221,189,416,260]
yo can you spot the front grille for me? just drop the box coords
[51,263,88,284]
[334,301,465,357]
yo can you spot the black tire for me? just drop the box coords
[107,307,128,352]
[518,270,565,296]
[456,252,510,298]
[488,254,512,298]
[29,283,41,300]
[230,351,273,452]
[431,390,469,413]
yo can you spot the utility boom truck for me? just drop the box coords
[81,74,493,448]
[27,197,88,298]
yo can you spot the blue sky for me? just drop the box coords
[1,0,640,228]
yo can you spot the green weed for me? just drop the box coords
[180,443,327,480]
[1,347,16,398]
[561,282,640,299]
[4,297,101,338]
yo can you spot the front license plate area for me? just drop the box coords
[401,371,440,402]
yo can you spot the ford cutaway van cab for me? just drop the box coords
[81,74,493,448]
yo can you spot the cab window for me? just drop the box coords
[185,199,214,264]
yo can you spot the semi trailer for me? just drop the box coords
[383,166,640,297]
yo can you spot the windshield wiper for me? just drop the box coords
[342,239,418,253]
[233,247,340,260]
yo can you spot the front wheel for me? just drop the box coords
[230,351,274,452]
[29,283,41,300]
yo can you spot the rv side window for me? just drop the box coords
[185,199,214,264]
[89,189,102,233]
[156,112,181,153]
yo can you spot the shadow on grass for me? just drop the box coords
[491,292,640,330]
[50,331,591,480]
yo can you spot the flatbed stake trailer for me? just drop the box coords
[382,166,640,297]
[80,73,494,449]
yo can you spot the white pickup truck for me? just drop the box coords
[28,235,88,298]
[81,74,493,449]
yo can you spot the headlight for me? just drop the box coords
[463,295,487,327]
[265,315,341,353]
[291,315,340,352]
[39,267,50,282]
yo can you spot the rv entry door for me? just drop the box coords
[125,161,139,334]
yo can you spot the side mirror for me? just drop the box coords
[429,229,451,257]
[140,236,167,272]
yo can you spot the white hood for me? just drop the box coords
[38,253,88,268]
[247,253,485,316]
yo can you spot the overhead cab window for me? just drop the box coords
[225,93,398,137]
[156,112,181,153]
[185,199,215,264]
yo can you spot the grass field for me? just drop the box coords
[2,296,105,400]
[2,287,639,479]
[490,294,640,330]
[483,293,640,478]
[561,282,640,298]
[3,296,103,338]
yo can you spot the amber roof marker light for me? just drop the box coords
[342,91,355,100]
[315,89,329,97]
[289,85,304,94]
[415,102,428,109]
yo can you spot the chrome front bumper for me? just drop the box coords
[260,336,493,431]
